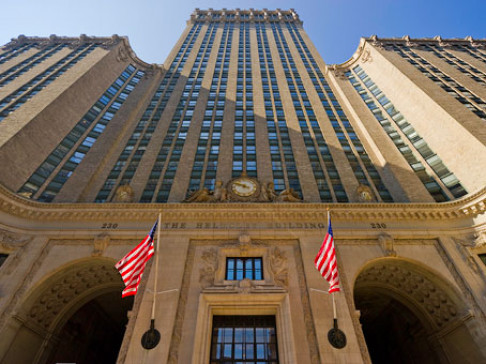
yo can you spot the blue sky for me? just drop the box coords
[1,0,484,65]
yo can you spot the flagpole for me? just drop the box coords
[141,212,162,350]
[328,208,337,321]
[151,211,161,321]
[326,207,346,349]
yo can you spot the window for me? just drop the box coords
[210,315,278,364]
[226,257,263,280]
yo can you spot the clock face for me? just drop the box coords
[231,178,257,197]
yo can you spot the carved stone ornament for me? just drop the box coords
[184,174,302,203]
[199,248,219,288]
[361,49,373,63]
[27,263,121,330]
[92,233,110,256]
[113,184,134,203]
[356,184,375,202]
[355,262,460,328]
[223,236,267,256]
[378,233,396,257]
[117,46,129,62]
[269,247,288,287]
[474,231,486,248]
[0,229,31,275]
[452,236,484,277]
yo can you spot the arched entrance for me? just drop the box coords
[354,259,483,364]
[1,258,133,364]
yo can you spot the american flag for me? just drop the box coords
[314,215,340,293]
[116,221,157,298]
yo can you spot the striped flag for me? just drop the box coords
[314,215,340,293]
[116,221,157,298]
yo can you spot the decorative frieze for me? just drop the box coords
[0,184,485,224]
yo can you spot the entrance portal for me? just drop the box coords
[46,291,133,364]
[355,290,441,364]
[353,259,483,364]
[0,259,132,364]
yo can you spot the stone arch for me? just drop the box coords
[1,257,132,364]
[353,258,484,363]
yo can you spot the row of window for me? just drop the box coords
[0,43,38,65]
[391,45,486,121]
[424,45,486,85]
[347,65,466,201]
[231,22,257,179]
[287,23,393,202]
[143,23,219,203]
[96,23,203,202]
[187,22,234,194]
[18,65,143,201]
[255,23,301,194]
[0,43,68,88]
[270,23,348,202]
[0,44,99,122]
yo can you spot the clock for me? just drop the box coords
[230,178,257,197]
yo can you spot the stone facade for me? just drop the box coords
[0,8,485,364]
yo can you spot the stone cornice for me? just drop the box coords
[330,35,486,73]
[0,184,484,223]
[2,34,164,73]
[188,8,302,25]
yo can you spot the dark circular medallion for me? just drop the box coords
[328,327,347,349]
[141,326,160,350]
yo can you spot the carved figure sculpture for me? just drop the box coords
[266,182,278,201]
[213,180,228,201]
[276,188,301,202]
[185,188,212,202]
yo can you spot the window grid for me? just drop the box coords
[0,43,38,65]
[0,44,99,121]
[232,22,257,179]
[391,45,486,121]
[454,44,486,65]
[424,45,486,84]
[143,23,219,203]
[0,43,68,88]
[226,257,263,281]
[256,23,301,194]
[210,315,279,364]
[18,65,142,201]
[271,23,346,202]
[287,23,393,202]
[187,22,233,194]
[96,23,202,202]
[348,65,467,201]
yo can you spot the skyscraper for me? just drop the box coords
[0,8,485,364]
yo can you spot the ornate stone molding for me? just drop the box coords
[188,8,303,25]
[199,248,219,288]
[0,229,31,275]
[1,35,164,74]
[92,233,110,257]
[1,184,485,223]
[355,262,460,329]
[330,35,486,72]
[378,233,396,257]
[269,247,288,288]
[452,235,486,281]
[25,263,121,331]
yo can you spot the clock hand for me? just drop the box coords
[234,181,249,188]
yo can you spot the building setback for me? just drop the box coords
[0,8,485,364]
